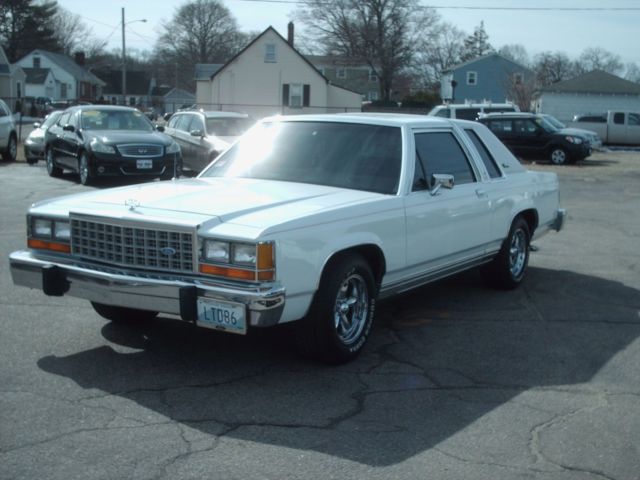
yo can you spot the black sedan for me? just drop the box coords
[44,105,182,185]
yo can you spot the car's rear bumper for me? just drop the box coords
[9,250,285,329]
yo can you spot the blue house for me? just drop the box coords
[440,53,533,104]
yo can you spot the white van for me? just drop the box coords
[428,102,519,121]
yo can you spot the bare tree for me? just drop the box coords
[155,0,246,90]
[51,6,90,55]
[414,21,465,88]
[574,47,623,76]
[296,0,440,101]
[532,51,575,86]
[498,44,530,68]
[624,62,640,83]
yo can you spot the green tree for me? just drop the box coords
[0,0,60,62]
[459,21,493,63]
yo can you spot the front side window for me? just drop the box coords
[265,43,276,63]
[467,71,477,85]
[190,115,205,133]
[455,108,481,120]
[202,121,402,194]
[613,112,625,125]
[434,108,451,118]
[413,131,476,189]
[206,117,253,136]
[487,120,512,134]
[174,114,193,132]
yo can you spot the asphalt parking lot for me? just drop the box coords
[1,152,639,480]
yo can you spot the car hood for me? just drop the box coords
[32,177,385,236]
[557,128,597,139]
[82,130,173,146]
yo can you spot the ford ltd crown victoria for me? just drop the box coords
[9,114,566,364]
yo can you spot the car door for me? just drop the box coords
[57,111,82,170]
[172,114,196,170]
[626,112,640,144]
[403,129,493,279]
[513,118,547,157]
[607,112,626,144]
[186,114,210,171]
[0,100,10,148]
[49,112,73,167]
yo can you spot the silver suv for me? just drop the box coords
[0,99,17,162]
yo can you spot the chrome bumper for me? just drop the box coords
[9,250,285,329]
[552,208,567,232]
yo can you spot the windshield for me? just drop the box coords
[543,115,565,129]
[80,110,154,131]
[535,117,559,133]
[41,111,62,129]
[206,117,253,136]
[201,121,402,194]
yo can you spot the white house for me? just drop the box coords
[197,26,362,118]
[22,68,56,99]
[536,70,640,122]
[15,50,105,102]
[0,46,26,110]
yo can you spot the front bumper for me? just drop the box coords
[9,250,285,329]
[24,142,45,160]
[90,152,182,177]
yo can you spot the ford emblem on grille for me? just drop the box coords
[138,148,148,154]
[160,247,177,256]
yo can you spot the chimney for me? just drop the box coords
[74,51,86,66]
[287,22,294,47]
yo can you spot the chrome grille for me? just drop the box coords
[70,216,194,273]
[117,144,163,157]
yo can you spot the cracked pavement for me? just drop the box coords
[1,152,639,479]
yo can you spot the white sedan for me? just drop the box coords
[10,113,565,363]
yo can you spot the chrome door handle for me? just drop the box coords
[476,189,488,199]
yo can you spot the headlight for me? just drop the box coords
[166,142,181,154]
[565,136,583,144]
[25,136,44,146]
[203,240,230,263]
[33,218,52,238]
[90,139,116,154]
[233,243,257,266]
[53,221,71,240]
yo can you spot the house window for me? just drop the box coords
[514,72,524,85]
[369,69,378,82]
[265,43,276,63]
[466,71,477,85]
[61,83,67,99]
[282,84,310,108]
[336,67,346,79]
[368,91,378,101]
[33,57,41,68]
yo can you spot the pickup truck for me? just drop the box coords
[9,114,566,364]
[568,111,640,145]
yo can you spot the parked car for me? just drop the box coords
[165,110,253,172]
[10,113,565,364]
[428,102,519,120]
[23,111,63,164]
[0,98,18,162]
[478,112,593,164]
[44,105,182,185]
[568,111,640,145]
[539,113,602,151]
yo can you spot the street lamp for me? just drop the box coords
[121,7,146,105]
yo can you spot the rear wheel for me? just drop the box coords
[295,253,376,364]
[46,148,62,177]
[91,302,158,324]
[482,217,530,290]
[2,135,17,162]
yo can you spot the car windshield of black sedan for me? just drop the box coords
[201,121,402,194]
[80,110,153,132]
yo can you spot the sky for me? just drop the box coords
[56,0,640,67]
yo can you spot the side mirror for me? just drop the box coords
[33,122,41,128]
[156,125,165,132]
[190,129,204,138]
[430,174,455,196]
[62,124,75,132]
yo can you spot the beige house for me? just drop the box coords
[197,26,362,118]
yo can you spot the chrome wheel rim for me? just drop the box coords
[79,156,89,184]
[509,229,527,278]
[551,149,566,164]
[333,273,369,345]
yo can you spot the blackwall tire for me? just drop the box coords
[482,217,531,290]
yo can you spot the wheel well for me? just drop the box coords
[325,245,386,287]
[517,209,538,234]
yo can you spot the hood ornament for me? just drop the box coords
[125,198,141,211]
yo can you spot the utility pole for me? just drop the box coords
[121,7,126,105]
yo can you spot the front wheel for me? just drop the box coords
[2,135,17,162]
[45,148,62,177]
[91,302,158,324]
[482,217,531,290]
[549,147,569,165]
[295,253,376,364]
[78,153,93,185]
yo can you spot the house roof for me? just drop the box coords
[0,46,10,75]
[306,55,370,68]
[195,63,223,81]
[151,85,173,96]
[95,69,151,96]
[541,69,640,95]
[211,26,330,85]
[444,53,531,74]
[23,67,52,84]
[28,50,105,86]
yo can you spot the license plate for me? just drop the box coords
[196,298,247,335]
[136,159,153,169]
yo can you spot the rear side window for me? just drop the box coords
[414,132,476,189]
[455,108,480,120]
[486,120,512,134]
[613,113,625,125]
[464,129,502,178]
